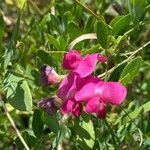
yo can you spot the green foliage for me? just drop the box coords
[120,57,142,85]
[32,109,44,138]
[97,21,108,49]
[111,14,132,36]
[123,101,150,123]
[0,0,150,149]
[129,0,147,23]
[0,12,4,50]
[4,69,32,111]
[75,119,95,149]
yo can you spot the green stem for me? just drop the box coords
[74,0,103,21]
[28,0,42,16]
[99,40,150,78]
[104,48,109,81]
[0,100,30,150]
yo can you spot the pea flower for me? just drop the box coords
[61,99,82,117]
[57,50,127,118]
[75,76,127,118]
[40,64,60,85]
[63,50,107,78]
[57,73,82,117]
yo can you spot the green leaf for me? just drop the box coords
[109,63,126,81]
[123,101,150,124]
[68,21,81,41]
[44,113,59,134]
[52,125,70,149]
[16,0,26,9]
[84,16,95,32]
[32,109,44,138]
[82,44,100,55]
[111,14,131,36]
[46,34,61,50]
[97,21,108,49]
[0,12,4,50]
[76,119,95,149]
[50,14,62,33]
[37,50,54,65]
[58,35,67,51]
[119,57,142,85]
[109,16,124,27]
[4,12,21,70]
[5,0,26,9]
[129,0,147,23]
[15,131,37,149]
[4,70,32,111]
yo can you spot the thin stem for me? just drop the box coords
[0,100,30,150]
[28,0,42,16]
[98,40,150,78]
[104,47,109,81]
[74,0,103,21]
[104,119,119,150]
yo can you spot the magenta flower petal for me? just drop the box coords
[85,97,106,118]
[61,99,82,117]
[40,65,60,85]
[61,99,74,114]
[75,76,102,101]
[74,54,98,77]
[72,102,82,117]
[97,105,106,119]
[85,97,100,113]
[57,73,77,100]
[63,50,82,70]
[96,82,127,105]
[97,54,108,62]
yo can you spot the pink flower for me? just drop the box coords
[85,97,106,118]
[40,65,60,85]
[57,50,127,118]
[57,73,82,117]
[62,50,107,78]
[61,99,82,117]
[75,76,127,118]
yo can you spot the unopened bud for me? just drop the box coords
[40,65,61,86]
[38,96,63,115]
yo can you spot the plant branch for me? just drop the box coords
[98,40,150,78]
[0,100,30,150]
[74,0,103,21]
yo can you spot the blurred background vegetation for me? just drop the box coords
[0,0,150,149]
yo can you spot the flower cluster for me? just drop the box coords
[57,50,127,118]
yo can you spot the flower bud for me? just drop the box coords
[38,96,63,115]
[40,65,60,85]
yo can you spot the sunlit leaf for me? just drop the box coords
[120,57,142,85]
[111,14,131,36]
[97,21,108,49]
[76,119,95,149]
[123,101,150,124]
[4,70,32,111]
